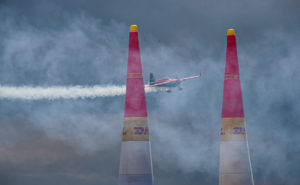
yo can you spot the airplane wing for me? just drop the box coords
[149,81,170,86]
[180,72,201,81]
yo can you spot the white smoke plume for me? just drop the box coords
[0,85,166,100]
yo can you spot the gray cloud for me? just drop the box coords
[0,1,299,185]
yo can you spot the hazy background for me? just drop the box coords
[0,0,299,184]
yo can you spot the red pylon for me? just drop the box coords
[219,29,254,185]
[118,25,153,185]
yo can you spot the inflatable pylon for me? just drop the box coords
[219,29,254,185]
[118,25,153,185]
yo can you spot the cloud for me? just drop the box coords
[0,1,299,185]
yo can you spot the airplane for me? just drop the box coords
[148,72,201,92]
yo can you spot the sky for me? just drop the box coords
[0,0,300,185]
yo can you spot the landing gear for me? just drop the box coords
[178,87,183,91]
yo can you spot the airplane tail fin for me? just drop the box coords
[149,73,155,85]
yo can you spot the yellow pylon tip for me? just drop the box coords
[130,25,138,32]
[227,29,235,36]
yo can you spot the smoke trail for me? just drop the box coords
[0,85,166,100]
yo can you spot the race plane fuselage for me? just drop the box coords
[148,72,201,92]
